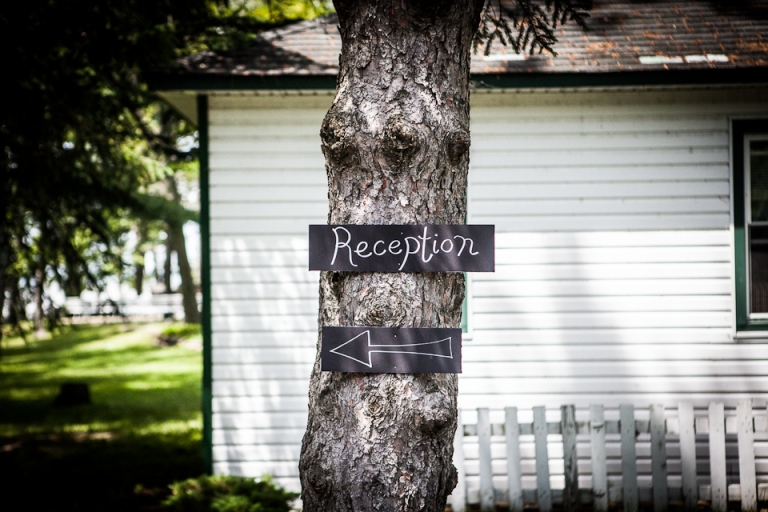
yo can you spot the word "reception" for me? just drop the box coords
[308,224,494,272]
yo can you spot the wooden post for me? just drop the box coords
[590,405,608,512]
[678,402,698,511]
[562,405,580,512]
[620,404,639,512]
[708,402,727,512]
[478,408,494,512]
[506,407,524,512]
[736,400,757,512]
[451,409,467,512]
[650,404,669,512]
[534,406,552,512]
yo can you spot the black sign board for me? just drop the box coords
[309,224,494,272]
[321,326,462,374]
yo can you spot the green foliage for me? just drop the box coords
[0,1,330,325]
[163,475,299,512]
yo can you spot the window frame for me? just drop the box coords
[733,119,768,332]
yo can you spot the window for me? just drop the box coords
[733,120,768,331]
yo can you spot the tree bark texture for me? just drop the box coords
[299,2,483,510]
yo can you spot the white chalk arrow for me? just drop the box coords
[329,330,453,368]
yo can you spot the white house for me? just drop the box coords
[151,1,768,505]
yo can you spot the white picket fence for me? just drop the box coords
[450,401,768,512]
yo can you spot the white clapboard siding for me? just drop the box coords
[472,164,728,183]
[468,328,735,344]
[208,98,326,489]
[211,185,325,202]
[473,279,732,298]
[211,218,320,235]
[207,89,768,492]
[212,331,317,348]
[210,169,327,186]
[213,445,302,464]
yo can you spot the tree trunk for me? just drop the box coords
[164,232,174,293]
[8,278,25,324]
[34,266,45,334]
[0,232,10,353]
[135,222,148,296]
[166,176,199,323]
[170,222,200,323]
[135,253,145,296]
[299,2,483,510]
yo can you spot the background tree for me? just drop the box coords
[298,1,590,510]
[1,0,331,337]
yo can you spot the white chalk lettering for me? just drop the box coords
[322,226,485,270]
[419,227,434,263]
[400,236,421,270]
[453,235,479,256]
[355,241,372,258]
[373,240,386,256]
[331,226,357,267]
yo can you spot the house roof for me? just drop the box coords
[150,0,768,91]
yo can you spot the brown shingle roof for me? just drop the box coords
[175,1,768,78]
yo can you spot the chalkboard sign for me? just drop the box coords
[309,224,494,272]
[321,326,462,374]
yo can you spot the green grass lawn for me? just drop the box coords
[0,322,204,511]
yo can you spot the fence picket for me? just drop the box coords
[708,402,727,512]
[451,402,763,512]
[650,404,669,512]
[505,407,523,512]
[678,401,697,511]
[477,408,494,512]
[533,406,552,512]
[451,409,466,512]
[561,405,579,512]
[590,405,608,512]
[620,404,639,512]
[736,400,757,512]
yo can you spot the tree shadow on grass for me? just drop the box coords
[0,430,203,511]
[0,373,202,434]
[0,324,204,510]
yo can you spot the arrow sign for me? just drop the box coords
[322,326,462,374]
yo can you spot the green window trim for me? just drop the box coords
[733,119,768,332]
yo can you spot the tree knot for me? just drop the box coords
[382,115,420,169]
[446,128,470,165]
[320,112,355,165]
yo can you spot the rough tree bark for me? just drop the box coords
[299,1,484,510]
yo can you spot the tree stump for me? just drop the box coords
[53,382,91,407]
